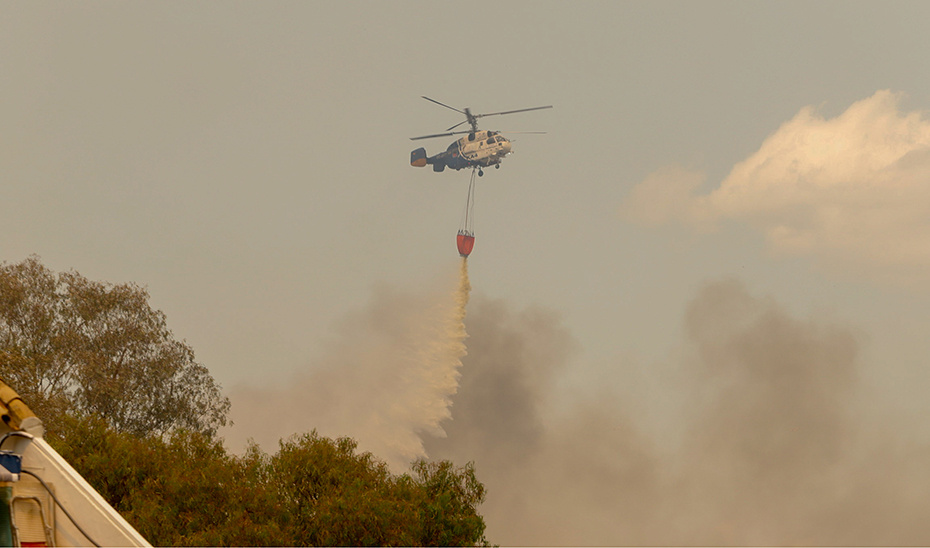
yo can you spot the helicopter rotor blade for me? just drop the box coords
[445,119,470,132]
[475,105,553,119]
[421,96,466,115]
[414,101,551,139]
[410,130,472,141]
[410,130,546,140]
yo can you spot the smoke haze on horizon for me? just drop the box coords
[426,279,930,545]
[226,268,930,545]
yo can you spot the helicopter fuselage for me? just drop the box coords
[410,96,550,173]
[411,130,512,173]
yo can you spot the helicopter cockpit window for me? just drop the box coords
[487,138,494,145]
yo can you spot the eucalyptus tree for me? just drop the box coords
[0,256,229,436]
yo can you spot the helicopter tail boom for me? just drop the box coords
[411,147,447,171]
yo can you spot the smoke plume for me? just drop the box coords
[428,279,930,545]
[223,259,470,470]
[226,263,930,544]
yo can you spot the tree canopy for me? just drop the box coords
[50,417,489,547]
[0,256,229,436]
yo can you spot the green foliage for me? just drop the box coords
[0,256,229,436]
[49,417,489,546]
[49,415,289,546]
[413,460,488,546]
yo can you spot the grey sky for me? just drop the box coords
[5,1,930,543]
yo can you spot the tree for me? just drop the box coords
[49,415,290,547]
[0,256,229,436]
[412,459,488,546]
[270,431,488,546]
[50,418,490,547]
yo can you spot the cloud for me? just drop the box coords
[623,90,930,276]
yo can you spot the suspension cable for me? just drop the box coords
[460,167,477,236]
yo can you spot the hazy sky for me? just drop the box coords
[6,2,930,544]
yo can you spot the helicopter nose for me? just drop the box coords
[501,140,512,153]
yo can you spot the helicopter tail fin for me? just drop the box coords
[410,147,428,167]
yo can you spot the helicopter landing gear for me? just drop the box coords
[495,164,500,169]
[478,169,484,177]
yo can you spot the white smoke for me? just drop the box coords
[222,259,470,470]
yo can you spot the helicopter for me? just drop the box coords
[410,96,552,176]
